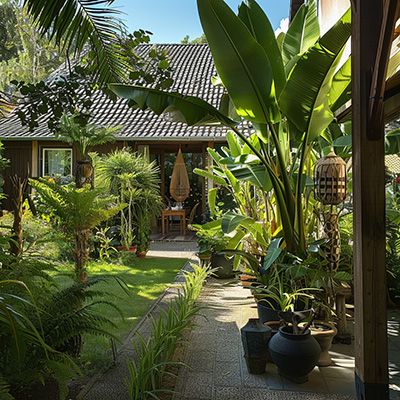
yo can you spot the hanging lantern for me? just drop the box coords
[170,149,190,204]
[314,151,347,205]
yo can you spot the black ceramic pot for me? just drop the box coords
[241,318,271,374]
[256,299,280,323]
[210,253,234,278]
[268,326,321,383]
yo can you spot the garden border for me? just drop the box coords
[76,257,197,400]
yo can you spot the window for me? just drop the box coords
[42,148,73,177]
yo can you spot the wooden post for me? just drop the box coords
[31,141,38,178]
[290,0,304,21]
[351,0,389,398]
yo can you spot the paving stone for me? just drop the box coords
[212,386,245,400]
[186,350,214,373]
[183,371,213,399]
[213,361,242,387]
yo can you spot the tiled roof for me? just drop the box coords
[0,44,229,142]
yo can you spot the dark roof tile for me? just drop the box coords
[0,44,229,141]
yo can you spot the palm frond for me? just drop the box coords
[23,0,129,83]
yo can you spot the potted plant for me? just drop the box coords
[268,310,321,383]
[194,225,234,278]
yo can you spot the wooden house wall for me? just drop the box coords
[2,141,32,210]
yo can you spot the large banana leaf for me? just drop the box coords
[24,0,128,83]
[329,57,351,112]
[197,0,280,124]
[282,0,319,66]
[109,84,236,127]
[238,0,286,95]
[279,8,351,144]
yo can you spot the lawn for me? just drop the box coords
[54,255,187,373]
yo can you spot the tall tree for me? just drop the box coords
[0,1,64,92]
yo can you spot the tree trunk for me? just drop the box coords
[10,176,26,257]
[74,229,91,284]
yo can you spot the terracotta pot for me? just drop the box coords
[305,321,337,367]
[128,245,137,252]
[268,326,321,383]
[240,274,257,287]
[136,250,148,258]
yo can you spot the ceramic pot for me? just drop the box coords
[256,300,280,323]
[210,253,234,279]
[268,326,321,383]
[263,320,284,363]
[307,321,337,367]
[241,318,271,374]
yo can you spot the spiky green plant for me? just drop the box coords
[96,150,162,250]
[29,178,124,283]
[127,264,211,400]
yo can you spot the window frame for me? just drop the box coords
[41,147,73,177]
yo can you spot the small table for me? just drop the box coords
[161,209,186,236]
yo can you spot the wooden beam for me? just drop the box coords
[369,0,400,139]
[290,0,304,21]
[351,0,389,398]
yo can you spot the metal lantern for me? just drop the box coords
[314,151,347,205]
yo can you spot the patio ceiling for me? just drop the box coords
[337,6,400,124]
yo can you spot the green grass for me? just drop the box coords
[53,255,186,373]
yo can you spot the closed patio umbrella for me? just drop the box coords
[170,149,190,205]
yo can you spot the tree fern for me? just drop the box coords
[29,178,125,282]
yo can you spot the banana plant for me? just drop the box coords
[109,0,352,257]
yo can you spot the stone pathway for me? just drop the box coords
[173,279,400,400]
[77,243,400,400]
[147,239,197,259]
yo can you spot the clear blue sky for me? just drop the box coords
[113,0,291,43]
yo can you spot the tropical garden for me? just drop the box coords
[0,0,400,399]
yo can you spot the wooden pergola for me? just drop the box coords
[291,1,400,399]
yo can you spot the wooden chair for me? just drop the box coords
[186,202,200,231]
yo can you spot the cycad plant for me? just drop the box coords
[29,178,124,283]
[109,0,352,258]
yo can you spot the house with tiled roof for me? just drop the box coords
[0,44,229,213]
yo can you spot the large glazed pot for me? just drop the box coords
[210,253,234,278]
[241,318,271,374]
[269,326,321,383]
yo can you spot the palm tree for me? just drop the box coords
[23,0,129,84]
[56,114,120,187]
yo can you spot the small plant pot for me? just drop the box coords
[136,250,148,258]
[302,321,337,367]
[268,326,321,383]
[240,274,257,287]
[256,300,280,323]
[128,245,137,253]
[210,253,234,278]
